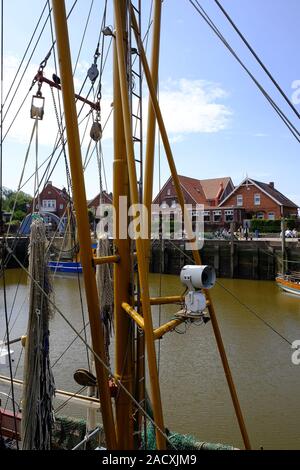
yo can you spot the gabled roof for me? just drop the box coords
[177,175,207,204]
[41,182,71,201]
[199,177,232,200]
[219,177,298,208]
[153,175,232,205]
[88,191,113,207]
[251,180,298,208]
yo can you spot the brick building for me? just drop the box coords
[38,181,70,218]
[88,191,113,219]
[28,181,70,222]
[152,175,234,208]
[219,178,298,223]
[152,175,298,228]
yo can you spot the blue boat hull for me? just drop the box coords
[48,261,82,273]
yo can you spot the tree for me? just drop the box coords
[2,187,33,223]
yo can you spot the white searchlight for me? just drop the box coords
[180,265,216,315]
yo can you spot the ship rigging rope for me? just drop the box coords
[0,106,101,275]
[48,83,91,371]
[54,386,87,414]
[1,251,19,449]
[157,84,162,376]
[51,321,90,369]
[1,0,79,141]
[188,0,300,144]
[72,0,96,78]
[0,0,3,234]
[2,1,48,109]
[166,239,293,347]
[7,249,177,449]
[0,78,101,273]
[214,0,300,120]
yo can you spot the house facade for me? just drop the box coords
[152,175,234,208]
[152,175,237,228]
[29,181,70,220]
[88,191,113,219]
[219,178,298,223]
[152,176,298,228]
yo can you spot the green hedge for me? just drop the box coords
[250,219,281,233]
[250,218,297,233]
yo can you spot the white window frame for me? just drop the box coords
[254,193,261,206]
[237,195,243,206]
[213,210,222,222]
[42,199,56,209]
[224,209,234,222]
[257,212,264,220]
[203,211,210,222]
[268,212,275,220]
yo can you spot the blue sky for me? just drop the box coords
[2,0,300,205]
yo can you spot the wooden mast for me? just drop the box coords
[51,0,117,450]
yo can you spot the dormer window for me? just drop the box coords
[167,189,171,196]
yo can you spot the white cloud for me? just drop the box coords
[3,53,231,148]
[157,78,232,139]
[253,132,269,138]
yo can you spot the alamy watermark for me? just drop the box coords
[291,80,300,105]
[95,197,205,250]
[291,340,300,365]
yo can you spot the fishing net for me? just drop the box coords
[21,217,55,450]
[143,425,235,450]
[96,233,114,366]
[51,416,103,450]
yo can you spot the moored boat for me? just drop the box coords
[276,273,300,296]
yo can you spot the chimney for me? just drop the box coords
[269,182,274,189]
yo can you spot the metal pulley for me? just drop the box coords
[30,94,45,120]
[90,121,102,141]
[88,63,99,83]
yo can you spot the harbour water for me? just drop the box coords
[1,269,300,449]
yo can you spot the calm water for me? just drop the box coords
[1,269,300,449]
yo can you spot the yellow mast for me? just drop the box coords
[114,0,166,450]
[51,0,117,450]
[135,0,163,440]
[144,0,162,250]
[131,7,251,450]
[113,0,134,449]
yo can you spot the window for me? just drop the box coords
[167,189,171,196]
[42,199,56,210]
[237,195,243,206]
[171,200,177,209]
[60,204,64,210]
[254,194,261,206]
[257,212,264,220]
[268,212,275,220]
[203,211,210,222]
[161,200,167,209]
[225,209,234,222]
[213,210,222,222]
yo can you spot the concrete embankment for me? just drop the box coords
[3,236,300,280]
[150,239,300,280]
